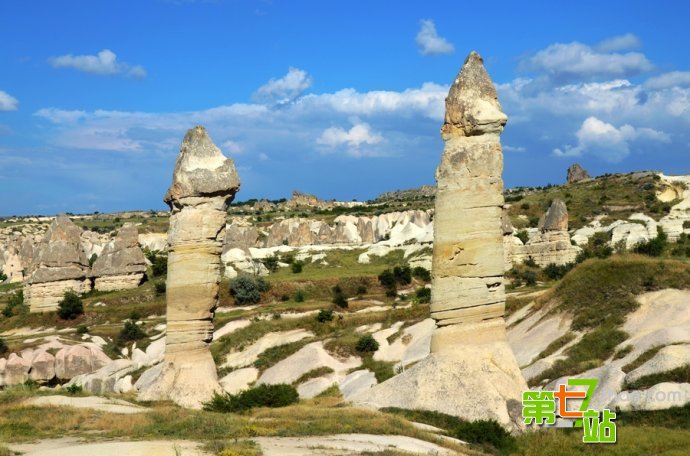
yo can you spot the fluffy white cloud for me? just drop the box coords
[0,91,18,111]
[644,71,690,90]
[595,33,641,52]
[221,140,243,154]
[49,49,146,78]
[520,40,652,85]
[416,19,454,56]
[317,120,384,157]
[253,67,313,104]
[553,116,670,162]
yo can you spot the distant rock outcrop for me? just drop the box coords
[512,200,580,267]
[566,163,591,184]
[138,126,240,409]
[90,225,147,291]
[286,190,327,209]
[25,215,91,313]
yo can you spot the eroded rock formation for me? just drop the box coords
[512,199,580,267]
[90,225,147,291]
[25,215,91,313]
[138,126,240,408]
[566,163,591,184]
[353,52,527,430]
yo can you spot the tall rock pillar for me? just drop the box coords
[139,126,240,408]
[353,53,526,430]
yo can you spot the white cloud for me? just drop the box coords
[253,67,312,105]
[35,108,86,124]
[520,40,653,85]
[259,153,269,161]
[644,71,690,90]
[317,120,384,156]
[416,19,454,56]
[0,91,19,111]
[49,49,147,78]
[553,116,670,162]
[595,33,641,52]
[503,145,526,152]
[221,140,243,154]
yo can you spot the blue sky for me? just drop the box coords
[1,0,689,215]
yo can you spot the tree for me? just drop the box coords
[355,335,379,353]
[291,261,304,274]
[57,291,84,320]
[230,276,270,305]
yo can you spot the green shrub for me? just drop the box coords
[262,255,279,272]
[57,291,84,320]
[3,290,26,317]
[291,261,304,274]
[577,231,613,261]
[634,227,668,257]
[88,253,98,267]
[625,364,690,391]
[203,384,298,413]
[355,334,379,353]
[522,270,537,286]
[280,294,290,302]
[316,308,334,323]
[148,252,168,277]
[378,269,397,296]
[411,266,431,282]
[543,262,575,280]
[0,338,7,355]
[393,265,412,285]
[65,384,83,395]
[453,419,516,453]
[523,256,538,268]
[415,287,431,304]
[154,281,166,296]
[118,320,146,343]
[230,276,270,305]
[332,285,348,309]
[516,229,529,245]
[356,285,367,296]
[294,290,305,302]
[76,324,89,335]
[0,271,6,282]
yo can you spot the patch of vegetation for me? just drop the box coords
[154,281,166,296]
[453,419,516,454]
[332,285,348,309]
[203,384,299,413]
[253,341,305,371]
[355,334,379,353]
[262,254,279,273]
[411,266,431,283]
[536,333,577,359]
[316,308,334,323]
[360,357,395,383]
[414,287,431,304]
[622,346,664,373]
[576,231,613,261]
[118,320,146,343]
[230,276,270,305]
[291,261,304,274]
[293,366,334,385]
[2,290,26,317]
[617,402,690,428]
[0,337,7,355]
[531,326,627,385]
[57,291,84,320]
[543,262,575,280]
[516,229,529,244]
[76,324,89,335]
[145,249,168,277]
[613,344,633,360]
[625,364,690,391]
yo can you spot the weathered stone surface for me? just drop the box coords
[29,350,56,382]
[138,126,240,409]
[25,215,91,312]
[4,353,31,385]
[353,52,526,430]
[91,225,146,291]
[566,163,591,184]
[512,200,580,267]
[55,344,111,380]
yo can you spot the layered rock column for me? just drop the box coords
[353,53,526,430]
[25,215,91,313]
[138,126,240,408]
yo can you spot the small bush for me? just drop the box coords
[88,253,98,267]
[150,253,168,277]
[378,269,397,296]
[230,276,270,305]
[294,290,305,302]
[516,229,529,244]
[393,265,412,285]
[203,384,298,413]
[522,270,537,286]
[0,338,7,355]
[453,419,516,453]
[316,308,334,323]
[0,271,6,282]
[65,384,83,395]
[634,227,668,257]
[356,285,367,296]
[154,281,166,296]
[280,294,290,302]
[543,262,574,280]
[355,334,379,353]
[415,287,431,304]
[57,291,84,320]
[523,257,538,268]
[291,261,304,274]
[118,320,146,343]
[332,285,348,309]
[411,266,431,282]
[76,324,89,335]
[3,290,25,317]
[262,255,279,272]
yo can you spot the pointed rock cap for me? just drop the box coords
[164,126,241,206]
[540,199,569,232]
[442,51,507,138]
